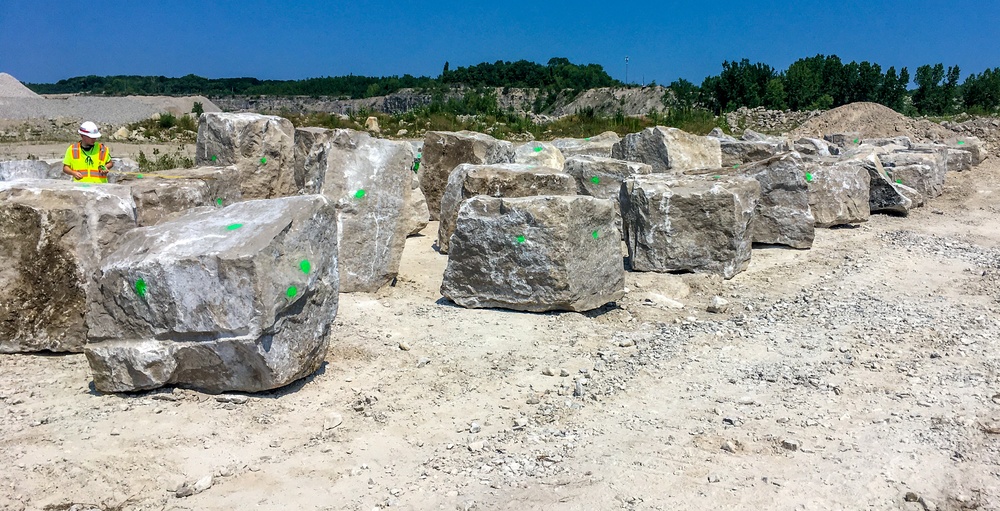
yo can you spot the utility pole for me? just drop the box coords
[625,56,630,86]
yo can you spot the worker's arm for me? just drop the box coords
[105,159,114,170]
[63,164,83,180]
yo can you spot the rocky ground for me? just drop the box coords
[0,155,997,510]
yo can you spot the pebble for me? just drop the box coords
[417,357,431,368]
[721,441,737,453]
[707,296,730,313]
[398,342,411,351]
[175,475,213,498]
[542,367,557,377]
[513,418,529,429]
[216,395,249,405]
[619,339,636,348]
[468,441,485,452]
[323,412,344,430]
[526,396,540,404]
[573,380,584,398]
[469,422,481,434]
[781,439,800,451]
[559,369,570,377]
[919,496,937,511]
[707,474,720,483]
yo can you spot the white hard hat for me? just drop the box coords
[79,121,101,138]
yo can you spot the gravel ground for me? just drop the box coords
[0,96,160,124]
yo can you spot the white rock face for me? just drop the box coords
[551,131,621,158]
[195,112,297,199]
[513,141,566,170]
[418,131,515,220]
[85,195,338,393]
[612,127,722,172]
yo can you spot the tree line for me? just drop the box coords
[673,54,999,116]
[25,56,1000,116]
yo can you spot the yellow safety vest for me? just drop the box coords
[64,143,111,183]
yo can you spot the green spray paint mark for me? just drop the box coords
[516,235,525,244]
[585,137,591,141]
[805,173,813,182]
[215,198,223,207]
[300,260,311,274]
[853,139,859,144]
[211,155,217,162]
[135,174,143,179]
[713,175,721,179]
[591,176,600,184]
[260,157,267,164]
[733,164,739,169]
[226,223,243,231]
[354,189,366,199]
[134,278,147,298]
[958,140,966,145]
[896,179,902,184]
[533,146,544,152]
[286,286,298,299]
[592,230,600,240]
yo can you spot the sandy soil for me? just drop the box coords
[0,142,195,163]
[1,163,999,511]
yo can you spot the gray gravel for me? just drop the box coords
[0,96,159,124]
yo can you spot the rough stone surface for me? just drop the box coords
[946,136,986,165]
[823,132,862,148]
[0,181,137,352]
[513,142,566,170]
[293,127,332,195]
[403,170,429,236]
[794,137,840,157]
[880,148,947,199]
[621,175,761,279]
[946,148,973,172]
[612,127,722,172]
[438,164,577,254]
[441,195,623,312]
[195,112,296,199]
[564,155,652,238]
[418,131,515,220]
[854,152,914,215]
[119,166,243,226]
[0,160,62,181]
[85,195,338,393]
[550,131,621,158]
[807,160,872,227]
[737,152,815,249]
[299,128,415,292]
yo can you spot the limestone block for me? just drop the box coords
[441,195,623,312]
[85,195,338,393]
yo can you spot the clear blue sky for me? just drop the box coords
[3,0,998,86]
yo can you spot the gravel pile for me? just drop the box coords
[0,73,39,98]
[0,96,160,124]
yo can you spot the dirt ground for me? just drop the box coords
[0,159,998,511]
[0,142,195,163]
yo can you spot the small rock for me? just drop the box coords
[176,475,213,498]
[398,342,411,351]
[721,441,737,453]
[919,496,937,511]
[513,417,529,429]
[526,395,540,405]
[905,492,920,502]
[707,474,720,483]
[707,296,730,313]
[573,380,584,398]
[781,439,800,451]
[559,369,570,377]
[417,357,431,368]
[542,367,557,377]
[991,393,1000,405]
[619,339,636,348]
[469,422,481,434]
[323,412,344,430]
[468,441,485,452]
[215,395,249,405]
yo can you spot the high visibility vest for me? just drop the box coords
[65,143,111,183]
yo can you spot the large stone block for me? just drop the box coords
[806,160,871,227]
[550,131,620,158]
[438,164,577,254]
[710,130,790,167]
[0,160,62,181]
[612,127,722,172]
[195,112,296,199]
[298,128,415,292]
[514,141,566,170]
[880,149,947,199]
[84,195,338,393]
[946,136,986,165]
[850,152,913,216]
[0,181,137,352]
[418,131,514,221]
[621,175,761,279]
[120,166,243,226]
[737,152,815,249]
[441,195,624,312]
[403,170,429,236]
[794,137,840,157]
[564,156,652,238]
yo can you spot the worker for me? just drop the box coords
[63,121,114,183]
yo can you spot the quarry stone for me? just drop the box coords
[438,164,577,254]
[85,195,338,393]
[441,195,624,312]
[195,112,296,199]
[612,126,722,172]
[0,181,137,353]
[418,131,514,220]
[620,175,761,279]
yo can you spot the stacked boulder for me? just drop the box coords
[708,128,791,168]
[195,112,297,199]
[612,126,722,172]
[551,131,620,158]
[85,195,338,393]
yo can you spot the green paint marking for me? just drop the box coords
[260,157,267,164]
[286,286,298,299]
[585,137,591,141]
[135,174,143,179]
[805,173,813,182]
[713,175,721,179]
[592,230,600,240]
[896,179,903,184]
[215,198,223,207]
[211,155,217,162]
[958,140,966,145]
[300,260,311,274]
[591,176,600,184]
[853,139,859,144]
[516,235,525,244]
[733,164,739,168]
[134,278,147,298]
[533,146,544,152]
[354,189,366,199]
[226,223,243,231]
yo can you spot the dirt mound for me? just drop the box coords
[0,73,40,98]
[791,102,954,142]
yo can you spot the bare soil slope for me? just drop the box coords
[791,102,955,142]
